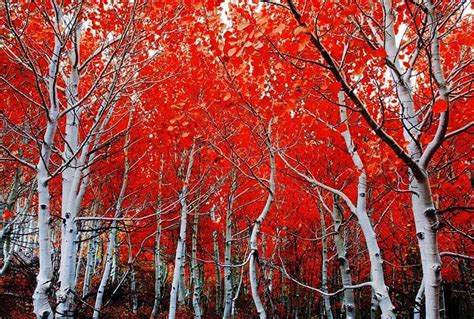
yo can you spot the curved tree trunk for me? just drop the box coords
[249,124,275,319]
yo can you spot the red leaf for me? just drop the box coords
[374,47,387,58]
[432,99,448,113]
[328,82,342,94]
[3,209,13,220]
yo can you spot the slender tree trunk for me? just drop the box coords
[338,92,395,317]
[92,221,117,319]
[33,29,62,316]
[168,143,195,319]
[0,227,15,276]
[55,19,83,317]
[212,230,222,316]
[223,170,236,319]
[319,208,333,319]
[178,244,186,305]
[191,203,202,318]
[331,197,355,318]
[151,159,164,318]
[73,233,83,291]
[92,113,132,319]
[83,219,99,298]
[414,279,425,319]
[111,241,118,284]
[249,125,275,319]
[381,1,445,316]
[126,233,138,314]
[0,170,20,260]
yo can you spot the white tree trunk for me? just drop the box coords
[414,279,425,319]
[33,14,63,314]
[168,143,195,319]
[380,1,445,316]
[126,233,138,314]
[223,170,236,319]
[338,92,395,317]
[151,161,164,318]
[73,233,84,291]
[83,219,99,298]
[249,127,275,319]
[92,221,117,319]
[191,204,202,318]
[331,197,355,318]
[319,208,333,319]
[0,227,15,276]
[92,114,132,318]
[55,19,82,317]
[212,230,222,315]
[178,239,187,305]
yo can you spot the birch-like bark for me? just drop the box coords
[338,92,395,317]
[92,222,117,319]
[92,114,132,319]
[168,143,195,319]
[0,175,31,275]
[381,1,444,316]
[73,232,83,291]
[83,219,99,298]
[331,197,355,318]
[178,245,186,305]
[111,243,118,284]
[212,230,222,315]
[57,8,142,313]
[126,233,138,314]
[151,159,164,318]
[191,202,202,318]
[32,3,64,314]
[249,123,276,319]
[56,17,82,318]
[223,169,237,319]
[319,208,333,319]
[414,279,425,319]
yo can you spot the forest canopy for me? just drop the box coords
[0,0,472,318]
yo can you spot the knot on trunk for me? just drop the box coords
[56,290,68,303]
[424,208,436,218]
[416,232,425,240]
[432,263,441,273]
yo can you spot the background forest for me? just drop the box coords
[0,0,472,318]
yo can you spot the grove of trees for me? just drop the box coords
[0,0,472,318]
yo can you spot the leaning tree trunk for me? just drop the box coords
[92,114,132,319]
[249,126,275,319]
[338,92,395,317]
